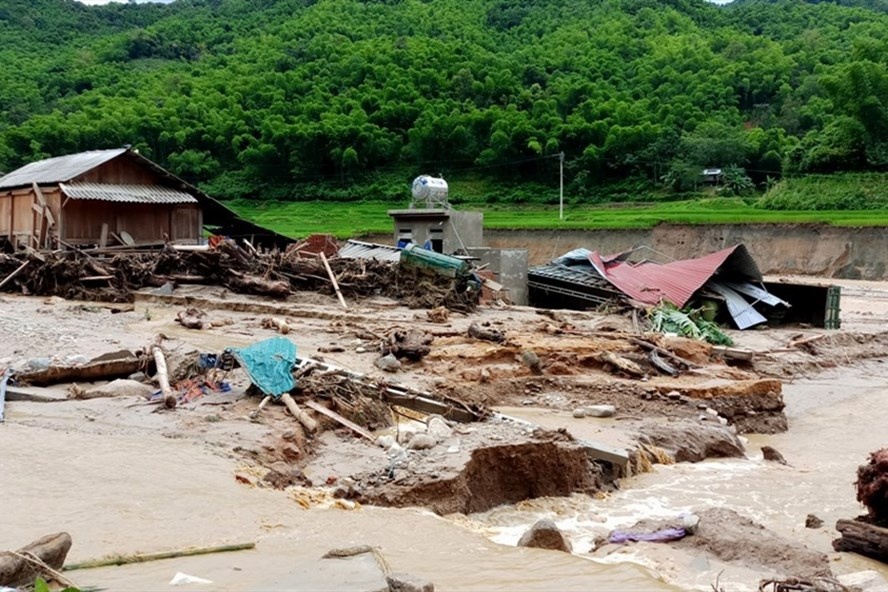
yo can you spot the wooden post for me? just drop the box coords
[151,346,178,409]
[319,252,347,310]
[279,393,318,432]
[99,223,108,248]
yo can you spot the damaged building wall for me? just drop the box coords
[467,247,529,305]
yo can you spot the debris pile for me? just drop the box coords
[833,449,888,563]
[0,241,479,311]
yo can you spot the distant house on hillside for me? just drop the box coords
[0,148,289,250]
[701,168,724,185]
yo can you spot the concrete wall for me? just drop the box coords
[389,208,483,253]
[485,224,888,280]
[448,210,484,250]
[467,247,529,305]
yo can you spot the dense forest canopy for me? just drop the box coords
[0,0,887,202]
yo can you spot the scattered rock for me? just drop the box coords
[387,572,435,592]
[128,371,147,382]
[666,390,682,400]
[176,307,208,330]
[427,416,453,439]
[25,357,52,371]
[805,514,824,529]
[263,462,301,489]
[65,354,89,366]
[585,405,616,418]
[521,350,543,375]
[407,434,437,451]
[153,281,175,296]
[639,421,746,463]
[383,329,433,361]
[468,322,505,343]
[426,306,449,323]
[376,435,396,449]
[80,379,155,400]
[517,519,573,553]
[837,570,888,592]
[375,354,402,373]
[762,446,788,465]
[572,408,586,418]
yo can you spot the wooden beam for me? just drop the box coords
[320,252,348,310]
[304,399,374,441]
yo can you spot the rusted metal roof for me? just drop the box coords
[0,149,126,189]
[60,182,197,204]
[338,239,401,262]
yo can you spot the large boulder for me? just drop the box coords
[517,519,573,553]
[638,421,746,463]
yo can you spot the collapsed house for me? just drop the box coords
[0,148,290,251]
[529,244,841,329]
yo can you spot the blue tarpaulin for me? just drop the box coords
[229,337,297,397]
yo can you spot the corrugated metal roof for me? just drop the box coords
[587,245,762,308]
[0,149,127,189]
[337,239,401,262]
[60,182,197,204]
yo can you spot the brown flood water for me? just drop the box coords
[0,423,668,591]
[2,363,887,590]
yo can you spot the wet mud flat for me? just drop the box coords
[2,281,888,591]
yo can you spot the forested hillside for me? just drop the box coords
[0,0,886,203]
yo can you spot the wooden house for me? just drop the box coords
[0,148,289,250]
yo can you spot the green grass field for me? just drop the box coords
[228,197,888,239]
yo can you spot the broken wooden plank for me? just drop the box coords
[0,260,29,290]
[304,399,374,441]
[598,351,646,378]
[320,252,348,310]
[631,337,702,369]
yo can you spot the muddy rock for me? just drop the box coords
[375,354,402,373]
[81,379,155,400]
[762,446,788,465]
[572,408,586,418]
[670,507,831,579]
[517,519,573,553]
[585,405,616,418]
[407,434,437,451]
[387,572,435,592]
[426,416,452,440]
[638,420,746,463]
[805,514,824,529]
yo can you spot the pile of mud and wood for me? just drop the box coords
[833,448,888,564]
[0,241,478,312]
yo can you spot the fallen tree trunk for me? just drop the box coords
[16,355,150,387]
[0,532,72,588]
[833,518,888,563]
[152,346,178,409]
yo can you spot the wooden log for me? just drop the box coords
[0,532,72,588]
[598,351,646,378]
[63,542,255,572]
[631,337,702,369]
[833,518,888,562]
[280,392,318,432]
[320,252,348,310]
[304,399,374,441]
[152,346,178,409]
[249,395,272,420]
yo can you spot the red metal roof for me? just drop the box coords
[587,245,762,307]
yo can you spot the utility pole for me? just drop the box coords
[559,152,565,221]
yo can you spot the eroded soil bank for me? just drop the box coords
[484,223,888,279]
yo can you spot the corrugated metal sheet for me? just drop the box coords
[338,239,401,262]
[709,282,768,329]
[587,245,762,308]
[0,149,126,189]
[60,182,198,204]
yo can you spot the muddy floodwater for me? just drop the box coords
[1,361,886,590]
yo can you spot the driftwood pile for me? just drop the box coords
[0,242,479,312]
[833,448,888,563]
